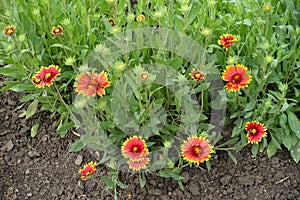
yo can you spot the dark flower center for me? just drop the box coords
[192,145,201,156]
[232,74,241,83]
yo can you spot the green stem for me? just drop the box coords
[53,82,79,125]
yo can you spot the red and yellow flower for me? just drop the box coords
[189,68,206,81]
[121,136,150,171]
[122,136,149,160]
[245,121,267,144]
[218,33,237,51]
[78,161,97,181]
[74,71,110,97]
[222,64,252,92]
[3,25,16,35]
[51,25,63,35]
[32,65,61,88]
[181,136,214,165]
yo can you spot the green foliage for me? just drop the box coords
[0,0,299,198]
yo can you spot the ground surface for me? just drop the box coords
[1,75,300,200]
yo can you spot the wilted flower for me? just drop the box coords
[3,25,16,35]
[74,71,110,97]
[109,18,116,26]
[245,121,267,144]
[78,161,97,181]
[189,68,206,81]
[51,26,63,35]
[218,33,238,51]
[32,65,61,88]
[137,14,145,22]
[222,64,252,92]
[140,72,150,81]
[181,136,214,165]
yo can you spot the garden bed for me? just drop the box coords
[1,75,299,199]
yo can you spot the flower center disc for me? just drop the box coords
[133,146,138,153]
[195,73,201,79]
[193,145,201,155]
[250,129,257,135]
[45,72,52,80]
[232,74,241,83]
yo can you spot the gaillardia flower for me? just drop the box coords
[222,64,252,92]
[4,25,16,35]
[51,25,63,35]
[74,71,110,97]
[32,65,61,88]
[127,156,150,171]
[181,136,214,165]
[189,68,206,81]
[78,161,97,181]
[245,121,267,144]
[121,136,149,160]
[218,33,238,51]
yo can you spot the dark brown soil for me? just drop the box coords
[1,75,300,200]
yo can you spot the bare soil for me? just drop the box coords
[1,75,299,200]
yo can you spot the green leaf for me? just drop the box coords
[26,100,39,119]
[243,101,256,112]
[251,144,259,157]
[216,137,239,148]
[56,121,74,136]
[69,139,85,152]
[159,168,183,180]
[0,66,23,79]
[101,176,115,190]
[206,160,211,172]
[290,141,300,163]
[139,173,147,188]
[227,150,237,164]
[30,123,39,138]
[286,111,300,138]
[267,140,279,158]
[117,181,128,190]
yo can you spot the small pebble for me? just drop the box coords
[5,140,14,151]
[74,155,83,166]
